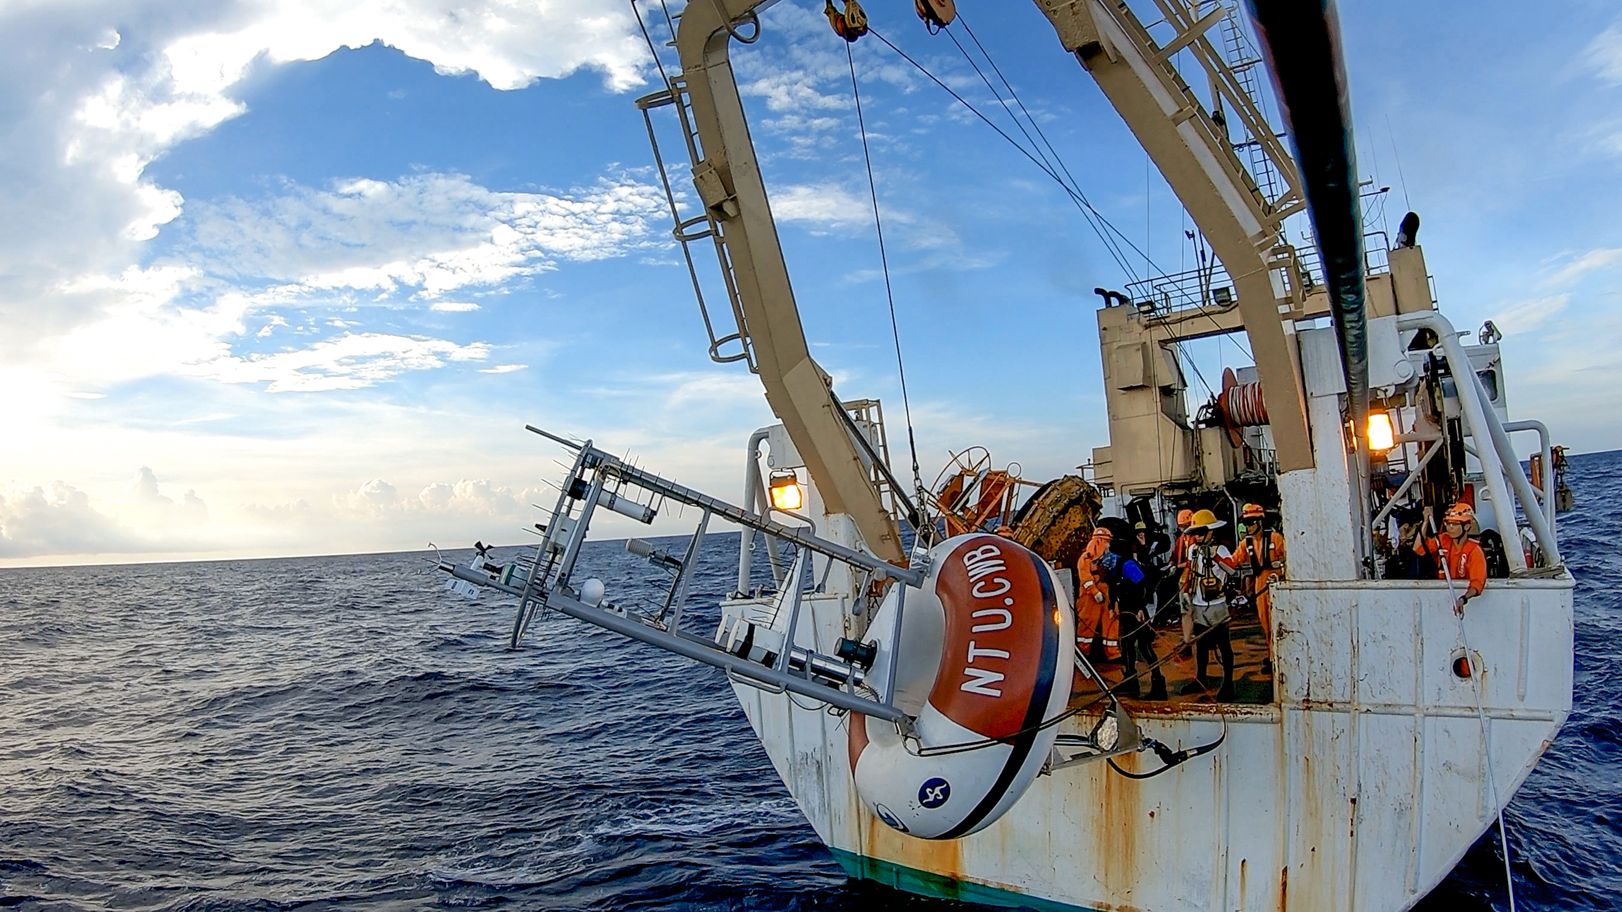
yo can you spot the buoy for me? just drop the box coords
[847,533,1073,839]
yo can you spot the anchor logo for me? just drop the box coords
[918,777,951,809]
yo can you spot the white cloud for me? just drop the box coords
[1583,23,1622,86]
[1490,293,1569,335]
[183,172,669,301]
[0,1,651,364]
[1545,247,1622,286]
[202,332,491,392]
[773,184,874,230]
[0,469,208,561]
[478,363,527,374]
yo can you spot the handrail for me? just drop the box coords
[1504,419,1556,534]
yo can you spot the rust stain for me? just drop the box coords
[863,804,964,885]
[847,713,869,771]
[1280,865,1289,911]
[1085,722,1143,900]
[1239,858,1248,906]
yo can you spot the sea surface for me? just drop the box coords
[2,452,1618,911]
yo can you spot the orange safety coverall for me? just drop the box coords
[1172,531,1198,591]
[1074,529,1119,659]
[1414,534,1487,597]
[1230,530,1286,660]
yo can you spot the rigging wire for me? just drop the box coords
[943,16,1258,372]
[845,41,927,514]
[630,0,675,91]
[867,26,1159,284]
[939,23,1138,280]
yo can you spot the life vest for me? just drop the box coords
[847,533,1073,840]
[1245,532,1279,572]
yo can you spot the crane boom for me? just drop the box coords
[1035,0,1317,471]
[676,0,906,563]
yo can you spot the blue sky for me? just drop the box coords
[2,0,1619,566]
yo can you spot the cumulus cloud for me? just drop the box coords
[0,0,651,365]
[773,184,875,231]
[182,172,668,300]
[0,469,208,560]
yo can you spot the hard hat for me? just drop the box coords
[1443,502,1475,525]
[1190,508,1225,530]
[1176,508,1193,528]
[1134,521,1148,532]
[1242,503,1265,520]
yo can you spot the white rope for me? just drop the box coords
[1427,517,1518,912]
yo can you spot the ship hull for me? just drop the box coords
[728,575,1573,911]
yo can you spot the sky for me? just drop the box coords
[2,0,1619,567]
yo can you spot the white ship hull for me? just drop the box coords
[729,576,1573,911]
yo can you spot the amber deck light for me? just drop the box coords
[769,470,804,512]
[1367,411,1396,452]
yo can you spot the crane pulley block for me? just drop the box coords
[916,0,956,31]
[824,0,869,42]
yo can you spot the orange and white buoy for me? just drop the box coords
[847,533,1073,839]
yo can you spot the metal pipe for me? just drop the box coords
[1504,419,1556,533]
[544,588,909,723]
[665,510,711,631]
[1470,389,1560,565]
[600,450,925,588]
[775,551,809,675]
[1371,440,1442,531]
[883,579,909,703]
[1398,313,1560,568]
[738,428,770,595]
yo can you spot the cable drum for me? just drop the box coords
[1220,379,1270,427]
[847,533,1073,839]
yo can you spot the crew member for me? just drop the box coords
[1099,534,1167,700]
[1229,503,1286,676]
[1180,509,1235,701]
[1167,503,1206,623]
[1074,525,1119,662]
[1414,502,1487,615]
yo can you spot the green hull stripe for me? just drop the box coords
[828,848,1096,911]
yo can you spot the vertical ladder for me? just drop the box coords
[1220,10,1284,208]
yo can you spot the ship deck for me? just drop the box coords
[1068,604,1276,710]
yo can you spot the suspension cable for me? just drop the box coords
[951,13,1157,280]
[868,26,1157,284]
[630,0,674,91]
[845,41,927,516]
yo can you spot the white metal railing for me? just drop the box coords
[1395,313,1562,569]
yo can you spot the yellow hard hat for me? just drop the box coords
[1190,508,1224,530]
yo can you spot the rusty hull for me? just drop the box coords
[727,574,1573,911]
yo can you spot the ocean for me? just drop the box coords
[2,451,1617,911]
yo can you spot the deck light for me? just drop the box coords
[1367,412,1396,452]
[769,470,804,512]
